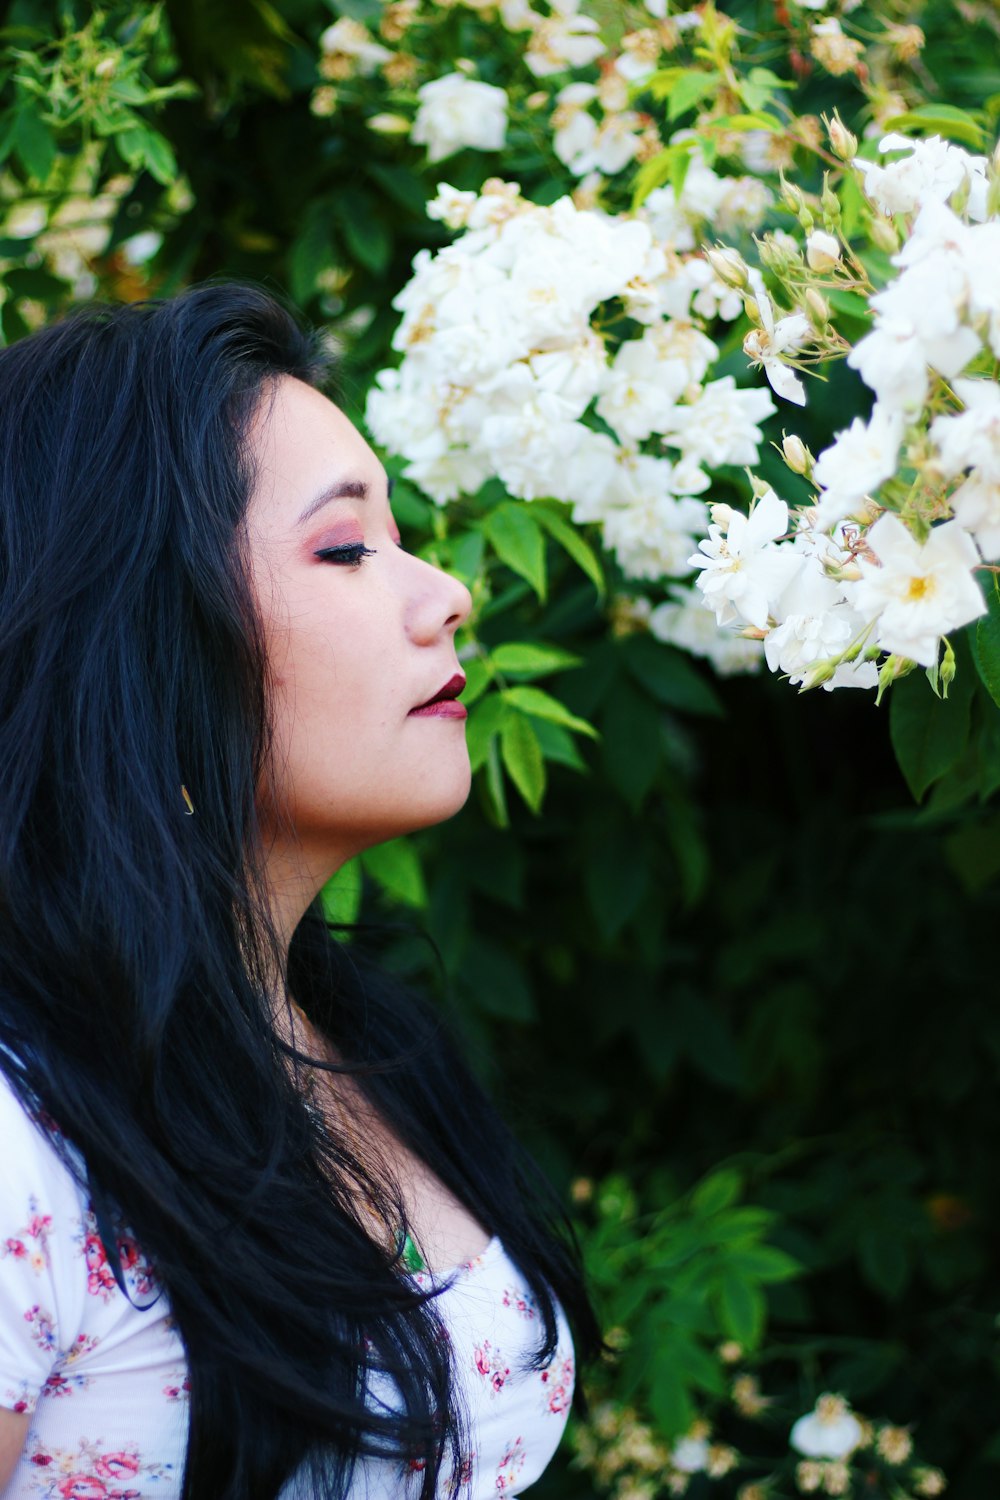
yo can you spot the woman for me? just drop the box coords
[0,284,597,1498]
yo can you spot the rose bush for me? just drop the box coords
[2,2,1000,1496]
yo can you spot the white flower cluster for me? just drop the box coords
[692,133,1000,690]
[366,178,776,608]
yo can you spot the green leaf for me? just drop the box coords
[665,70,720,122]
[341,212,392,276]
[600,677,662,809]
[621,635,723,717]
[971,576,1000,708]
[320,858,362,928]
[448,528,485,587]
[826,288,871,323]
[485,503,546,601]
[461,655,492,707]
[461,936,535,1021]
[530,717,587,772]
[490,642,581,679]
[881,105,986,148]
[717,1274,766,1347]
[889,645,975,801]
[13,108,54,182]
[482,734,509,828]
[726,1245,801,1283]
[739,64,795,113]
[502,685,598,738]
[533,504,605,597]
[858,1226,910,1301]
[361,838,427,908]
[466,693,508,773]
[649,1356,695,1441]
[584,822,648,941]
[288,198,338,304]
[631,141,694,209]
[691,1169,742,1216]
[366,161,428,218]
[133,128,177,186]
[710,112,782,132]
[500,710,545,813]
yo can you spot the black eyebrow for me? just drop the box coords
[296,478,369,526]
[296,475,394,527]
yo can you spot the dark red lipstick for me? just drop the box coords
[409,673,467,719]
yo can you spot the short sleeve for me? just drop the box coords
[0,1069,87,1414]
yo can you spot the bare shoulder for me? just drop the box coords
[0,1405,29,1489]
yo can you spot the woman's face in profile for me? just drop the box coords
[245,375,472,875]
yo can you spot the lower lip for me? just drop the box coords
[408,701,467,719]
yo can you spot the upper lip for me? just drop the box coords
[411,672,466,710]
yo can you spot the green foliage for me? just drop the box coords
[582,1166,801,1440]
[2,1,1000,1495]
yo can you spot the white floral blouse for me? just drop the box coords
[0,1071,575,1498]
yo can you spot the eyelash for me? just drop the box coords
[313,543,377,567]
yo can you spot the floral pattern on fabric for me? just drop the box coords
[3,1070,575,1500]
[18,1436,180,1498]
[2,1196,54,1276]
[539,1355,574,1417]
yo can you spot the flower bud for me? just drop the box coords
[868,215,900,253]
[709,502,735,530]
[806,229,842,271]
[804,287,830,327]
[938,637,957,698]
[799,658,837,691]
[95,54,118,79]
[875,653,916,704]
[366,112,412,135]
[310,86,338,117]
[706,246,749,289]
[782,432,813,475]
[778,172,803,212]
[827,115,857,160]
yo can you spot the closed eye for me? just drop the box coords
[314,543,377,566]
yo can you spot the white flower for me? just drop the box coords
[525,1,605,75]
[715,177,773,235]
[689,488,799,629]
[529,333,609,417]
[950,474,1000,561]
[744,272,810,406]
[930,378,1000,483]
[671,1436,709,1473]
[649,590,765,674]
[764,608,877,690]
[790,1396,864,1460]
[596,321,717,442]
[480,397,584,500]
[660,376,775,470]
[851,514,987,665]
[318,17,392,74]
[806,229,842,271]
[426,183,479,229]
[411,74,509,163]
[855,133,988,219]
[811,405,904,526]
[602,493,708,580]
[847,321,931,413]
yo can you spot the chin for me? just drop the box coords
[406,766,473,833]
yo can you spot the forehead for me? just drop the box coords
[247,375,379,531]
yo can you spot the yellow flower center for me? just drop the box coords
[905,573,934,602]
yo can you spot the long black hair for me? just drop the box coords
[0,283,598,1498]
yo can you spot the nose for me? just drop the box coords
[405,551,473,643]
